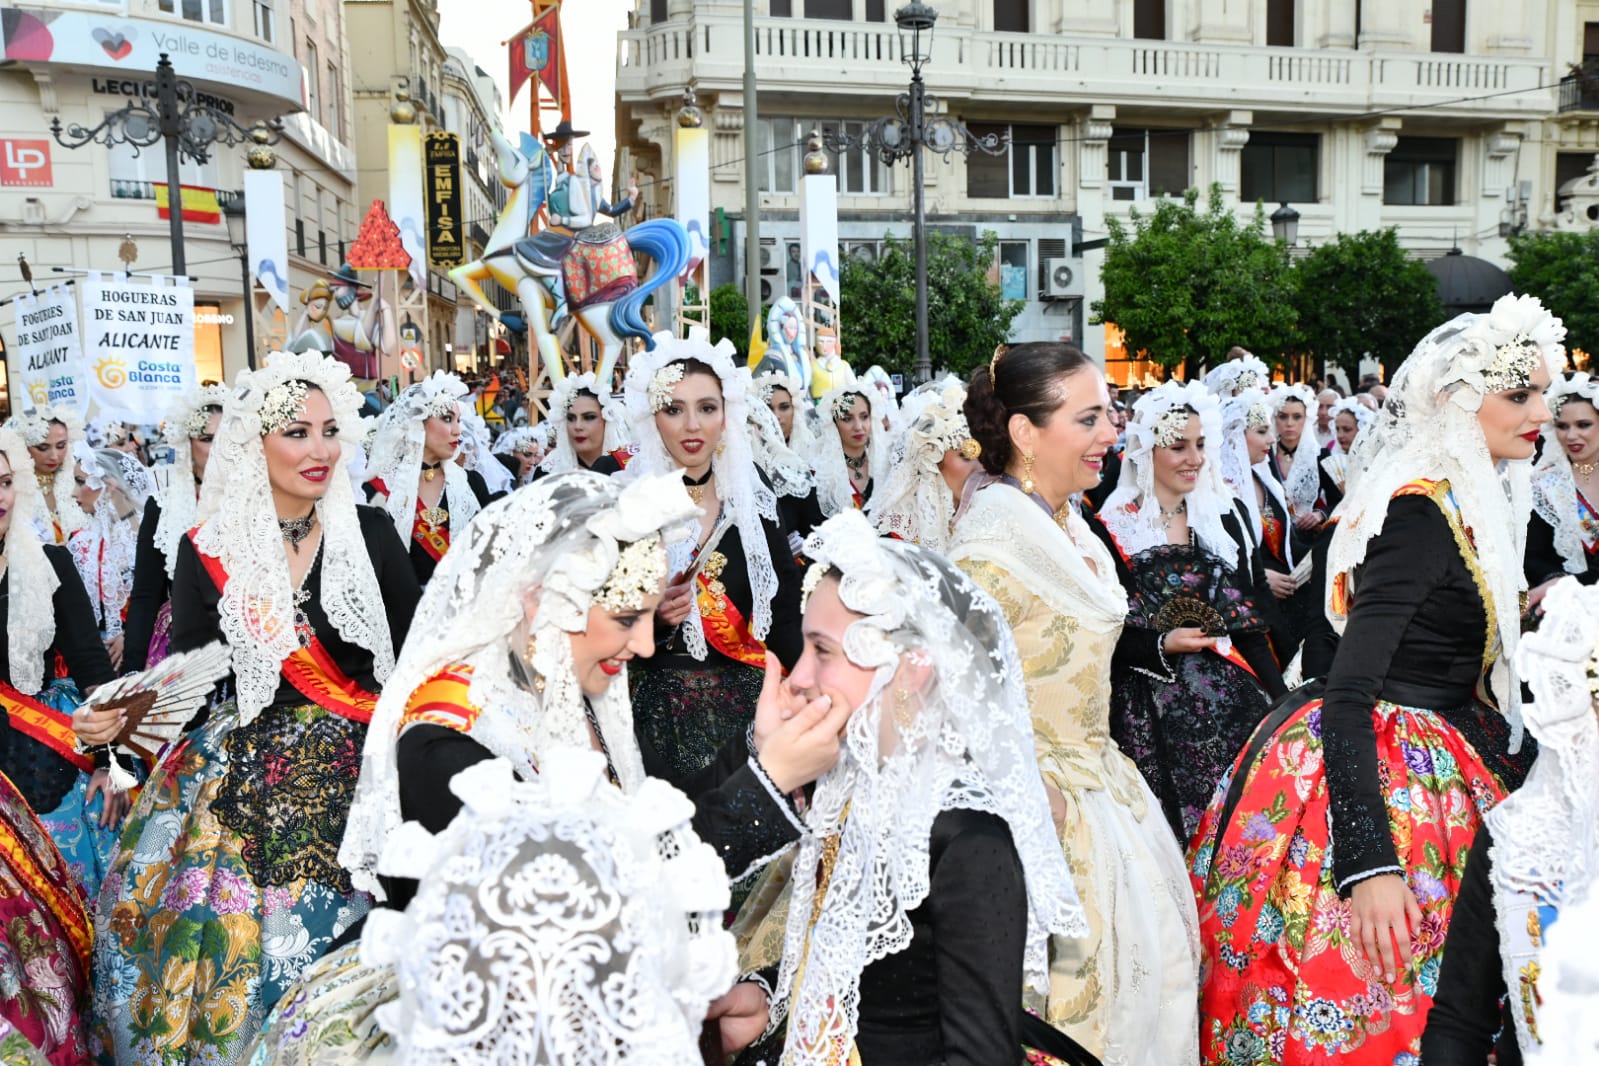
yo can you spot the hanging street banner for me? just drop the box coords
[243,168,291,313]
[425,132,465,268]
[10,284,88,417]
[82,274,196,422]
[508,5,563,110]
[388,124,428,291]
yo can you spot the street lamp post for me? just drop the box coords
[824,3,1007,384]
[1270,202,1301,246]
[51,53,282,275]
[221,195,257,371]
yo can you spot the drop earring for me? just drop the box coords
[894,688,913,730]
[1020,452,1036,496]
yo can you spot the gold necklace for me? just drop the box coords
[421,462,441,483]
[1575,459,1599,477]
[683,469,714,506]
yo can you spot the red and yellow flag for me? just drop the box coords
[155,183,221,224]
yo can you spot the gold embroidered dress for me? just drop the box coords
[949,482,1200,1066]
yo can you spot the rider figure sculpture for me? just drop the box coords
[516,120,639,326]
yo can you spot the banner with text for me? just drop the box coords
[425,132,464,268]
[9,285,88,417]
[82,274,197,422]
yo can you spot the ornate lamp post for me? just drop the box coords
[1270,202,1301,246]
[825,3,1007,384]
[51,53,282,275]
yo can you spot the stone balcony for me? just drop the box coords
[617,15,1554,120]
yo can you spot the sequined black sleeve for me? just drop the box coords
[1420,828,1511,1065]
[1322,496,1454,894]
[123,496,169,674]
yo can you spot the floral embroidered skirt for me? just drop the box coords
[0,769,91,1066]
[1188,698,1507,1065]
[92,701,372,1066]
[243,940,395,1066]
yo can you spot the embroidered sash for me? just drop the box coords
[691,545,769,671]
[0,769,91,973]
[398,664,487,736]
[371,477,450,562]
[610,448,634,470]
[190,531,381,725]
[0,680,92,773]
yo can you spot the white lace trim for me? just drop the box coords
[0,430,59,694]
[619,330,780,649]
[194,349,395,723]
[68,492,138,635]
[365,372,473,547]
[339,470,700,901]
[457,407,512,497]
[1327,293,1568,750]
[866,378,968,554]
[1269,383,1322,516]
[1530,372,1599,575]
[808,383,890,519]
[770,513,1085,1066]
[748,397,815,501]
[538,371,630,476]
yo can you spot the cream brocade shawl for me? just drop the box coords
[949,484,1201,1066]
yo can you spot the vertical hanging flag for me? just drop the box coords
[242,169,291,313]
[388,123,428,291]
[674,125,710,278]
[508,6,563,109]
[424,132,465,268]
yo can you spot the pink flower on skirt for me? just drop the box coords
[160,866,211,911]
[211,868,257,915]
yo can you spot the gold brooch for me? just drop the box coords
[702,550,728,601]
[959,437,982,461]
[418,505,448,530]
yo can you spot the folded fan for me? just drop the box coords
[80,642,232,789]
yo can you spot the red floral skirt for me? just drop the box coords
[1187,698,1507,1065]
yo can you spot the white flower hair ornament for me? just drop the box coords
[867,378,976,551]
[620,330,781,657]
[772,511,1085,1066]
[1203,356,1272,397]
[539,371,630,475]
[1547,371,1599,421]
[1435,295,1567,414]
[162,384,233,445]
[365,754,736,1066]
[193,349,394,723]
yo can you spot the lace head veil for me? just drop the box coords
[1486,577,1599,1054]
[1328,397,1374,455]
[810,382,890,518]
[1268,383,1322,514]
[1532,372,1599,575]
[1203,355,1271,398]
[620,329,781,655]
[363,754,736,1065]
[770,511,1086,1065]
[68,445,149,632]
[754,369,819,457]
[539,371,629,476]
[195,349,395,723]
[1328,293,1567,747]
[456,407,512,497]
[1216,394,1275,540]
[365,370,479,545]
[6,402,88,539]
[0,429,59,694]
[1100,381,1237,561]
[865,377,974,552]
[153,385,231,579]
[747,391,815,501]
[339,470,699,900]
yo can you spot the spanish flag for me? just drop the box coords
[155,184,222,224]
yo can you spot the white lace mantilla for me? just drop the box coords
[365,371,478,547]
[866,377,968,553]
[809,382,890,519]
[0,430,60,694]
[539,370,630,476]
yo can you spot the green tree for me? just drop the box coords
[700,283,751,358]
[838,230,1024,379]
[1091,184,1298,378]
[1507,229,1599,363]
[1291,229,1443,389]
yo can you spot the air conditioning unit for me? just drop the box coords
[759,240,777,271]
[759,278,775,304]
[1043,258,1080,300]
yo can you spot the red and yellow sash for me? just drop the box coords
[0,681,92,773]
[693,551,769,671]
[0,769,91,973]
[190,531,381,725]
[1331,478,1445,618]
[398,664,487,737]
[371,478,450,563]
[610,448,634,471]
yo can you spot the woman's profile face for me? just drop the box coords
[1476,364,1553,463]
[422,407,462,465]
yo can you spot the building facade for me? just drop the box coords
[442,45,514,372]
[0,0,358,389]
[616,0,1562,378]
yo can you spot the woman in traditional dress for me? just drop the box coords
[488,424,548,488]
[1088,381,1284,841]
[0,428,122,909]
[364,370,490,587]
[536,370,629,477]
[753,369,824,544]
[1422,576,1599,1065]
[1189,294,1561,1064]
[1267,383,1329,532]
[1234,391,1314,662]
[6,404,87,546]
[866,377,982,553]
[68,446,153,672]
[1318,397,1372,507]
[1525,372,1599,602]
[123,386,229,673]
[811,382,889,517]
[455,406,512,499]
[949,341,1201,1065]
[622,333,804,791]
[1203,355,1272,400]
[722,510,1090,1066]
[92,349,420,1066]
[748,394,820,553]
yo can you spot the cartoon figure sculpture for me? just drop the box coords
[755,297,811,394]
[809,325,852,399]
[286,264,394,379]
[450,122,688,387]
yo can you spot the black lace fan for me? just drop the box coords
[1124,543,1266,635]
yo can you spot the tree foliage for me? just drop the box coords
[699,283,752,358]
[1291,229,1443,389]
[838,230,1024,379]
[1091,185,1298,378]
[1507,229,1599,365]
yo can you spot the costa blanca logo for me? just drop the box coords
[95,357,128,389]
[26,382,48,404]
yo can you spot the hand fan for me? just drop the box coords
[80,642,233,789]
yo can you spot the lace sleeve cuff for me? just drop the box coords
[1132,632,1178,684]
[748,755,806,836]
[1335,864,1406,896]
